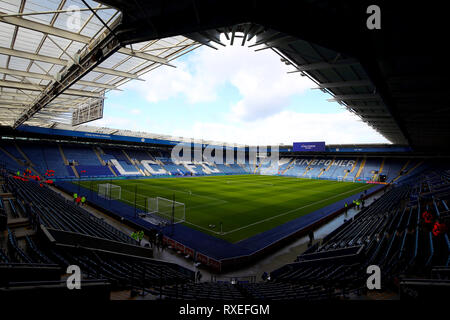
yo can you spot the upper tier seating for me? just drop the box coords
[63,145,101,166]
[77,165,113,177]
[18,143,70,178]
[0,141,423,182]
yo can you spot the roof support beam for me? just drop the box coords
[0,67,56,80]
[328,93,381,101]
[360,116,394,120]
[0,47,140,79]
[94,67,141,79]
[343,103,385,110]
[0,67,119,90]
[0,7,111,18]
[366,121,400,126]
[0,91,89,101]
[12,19,121,128]
[76,80,119,90]
[294,59,358,71]
[0,13,171,66]
[0,47,66,65]
[185,32,218,50]
[0,105,70,112]
[0,99,31,105]
[0,80,102,98]
[315,79,372,89]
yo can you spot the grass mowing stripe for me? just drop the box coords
[131,180,227,202]
[76,175,373,243]
[223,183,369,235]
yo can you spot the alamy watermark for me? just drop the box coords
[66,265,81,290]
[66,5,81,31]
[366,5,381,30]
[170,141,279,166]
[366,265,381,290]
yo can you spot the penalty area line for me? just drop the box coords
[222,184,369,236]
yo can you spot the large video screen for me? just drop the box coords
[293,141,326,152]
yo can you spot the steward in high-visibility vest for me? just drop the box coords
[81,196,86,206]
[73,193,78,203]
[131,231,145,244]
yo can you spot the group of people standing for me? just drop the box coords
[72,193,86,206]
[136,228,165,249]
[344,192,367,213]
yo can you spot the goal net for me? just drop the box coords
[98,183,121,200]
[147,197,185,224]
[337,176,344,182]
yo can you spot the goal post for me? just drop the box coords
[147,197,158,214]
[98,183,121,200]
[337,176,344,181]
[147,196,185,223]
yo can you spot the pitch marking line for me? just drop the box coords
[188,200,228,210]
[120,187,226,212]
[225,180,274,186]
[105,179,368,237]
[221,184,369,236]
[132,181,227,202]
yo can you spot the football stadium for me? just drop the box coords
[0,0,449,306]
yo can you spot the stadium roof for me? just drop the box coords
[1,0,448,152]
[94,0,449,152]
[0,0,199,127]
[35,122,249,148]
[204,25,409,145]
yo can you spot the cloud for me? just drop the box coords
[100,41,389,145]
[91,110,389,145]
[170,111,389,145]
[91,115,149,133]
[127,43,314,120]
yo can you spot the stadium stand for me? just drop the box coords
[2,155,448,301]
[144,168,449,300]
[0,170,195,295]
[3,140,431,186]
[1,137,448,300]
[8,141,422,181]
[7,176,137,244]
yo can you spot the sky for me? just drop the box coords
[90,36,389,146]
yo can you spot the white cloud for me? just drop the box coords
[104,41,389,145]
[170,111,389,145]
[127,43,314,120]
[90,110,389,145]
[91,115,149,133]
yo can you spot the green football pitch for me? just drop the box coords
[76,175,373,243]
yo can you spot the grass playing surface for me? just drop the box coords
[77,175,373,243]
